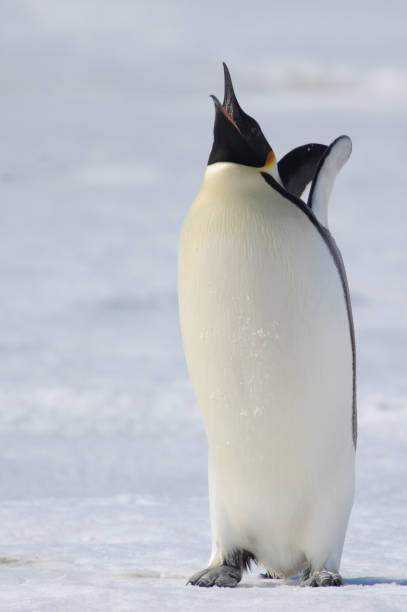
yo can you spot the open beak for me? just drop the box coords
[208,63,275,169]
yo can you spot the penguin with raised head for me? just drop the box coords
[178,63,356,588]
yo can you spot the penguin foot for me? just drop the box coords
[301,569,343,587]
[187,565,242,588]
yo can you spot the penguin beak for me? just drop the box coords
[208,63,275,169]
[210,94,241,134]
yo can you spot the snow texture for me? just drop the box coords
[0,0,406,609]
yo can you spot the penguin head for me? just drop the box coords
[208,63,277,176]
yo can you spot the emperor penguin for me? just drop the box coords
[178,64,356,588]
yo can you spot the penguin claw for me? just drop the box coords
[301,570,343,587]
[187,566,242,588]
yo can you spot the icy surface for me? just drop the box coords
[0,0,407,609]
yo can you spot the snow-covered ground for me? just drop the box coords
[0,1,406,609]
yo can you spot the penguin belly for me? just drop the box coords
[178,165,355,577]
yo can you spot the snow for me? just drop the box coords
[0,0,406,609]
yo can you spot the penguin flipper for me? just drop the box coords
[308,135,352,228]
[278,143,327,199]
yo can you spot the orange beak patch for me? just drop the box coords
[220,106,241,133]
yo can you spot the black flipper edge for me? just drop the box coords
[278,143,327,199]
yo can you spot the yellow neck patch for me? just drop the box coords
[262,150,276,168]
